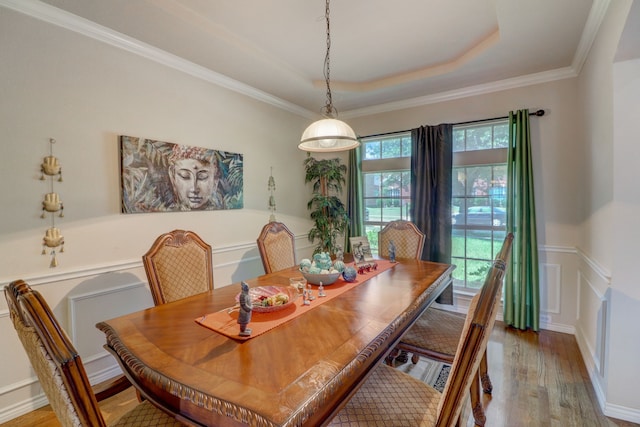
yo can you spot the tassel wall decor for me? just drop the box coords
[40,138,65,267]
[268,167,276,222]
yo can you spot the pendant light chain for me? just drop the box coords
[323,0,335,118]
[298,0,359,152]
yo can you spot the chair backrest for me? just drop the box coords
[495,232,514,267]
[4,280,107,427]
[256,221,296,274]
[377,220,426,259]
[435,233,513,426]
[142,229,214,305]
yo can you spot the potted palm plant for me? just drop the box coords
[304,156,349,255]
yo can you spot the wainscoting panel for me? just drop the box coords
[574,250,611,415]
[67,281,153,365]
[448,245,577,334]
[576,270,608,377]
[539,262,561,314]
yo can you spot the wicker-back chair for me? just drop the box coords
[328,239,511,427]
[4,280,184,426]
[142,229,214,305]
[378,220,426,259]
[391,233,514,425]
[256,221,296,274]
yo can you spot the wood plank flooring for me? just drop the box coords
[399,322,638,427]
[1,322,638,426]
[477,323,629,427]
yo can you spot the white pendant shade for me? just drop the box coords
[299,118,360,152]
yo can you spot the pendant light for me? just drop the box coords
[299,0,359,152]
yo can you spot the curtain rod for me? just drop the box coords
[362,109,545,139]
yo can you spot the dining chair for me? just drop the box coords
[256,221,296,274]
[4,280,185,427]
[328,250,510,427]
[378,220,425,365]
[142,229,214,305]
[378,219,426,259]
[390,233,514,426]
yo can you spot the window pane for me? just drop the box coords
[453,129,465,152]
[465,258,492,289]
[401,136,412,157]
[494,124,509,148]
[450,119,508,290]
[361,134,411,255]
[364,141,381,160]
[381,138,402,158]
[452,257,466,286]
[381,171,402,197]
[365,225,381,252]
[363,173,380,197]
[452,231,465,258]
[466,126,493,151]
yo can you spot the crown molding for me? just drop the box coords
[343,67,578,118]
[0,0,316,119]
[572,0,611,74]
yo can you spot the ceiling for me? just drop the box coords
[8,0,611,117]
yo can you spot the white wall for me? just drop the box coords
[573,0,640,422]
[0,7,316,421]
[608,56,640,415]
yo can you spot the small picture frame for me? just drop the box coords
[349,236,374,265]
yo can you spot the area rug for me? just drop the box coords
[395,355,451,393]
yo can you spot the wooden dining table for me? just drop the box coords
[97,258,454,427]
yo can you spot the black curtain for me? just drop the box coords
[410,124,453,304]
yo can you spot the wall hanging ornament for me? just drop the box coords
[268,167,276,222]
[40,138,64,267]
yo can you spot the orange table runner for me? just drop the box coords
[196,259,395,341]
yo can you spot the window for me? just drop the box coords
[359,121,508,291]
[451,120,508,290]
[361,133,411,253]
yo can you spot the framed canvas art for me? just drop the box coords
[119,136,243,213]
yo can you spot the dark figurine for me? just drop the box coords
[389,240,397,263]
[238,281,253,336]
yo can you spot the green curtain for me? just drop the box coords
[346,147,364,252]
[505,109,540,331]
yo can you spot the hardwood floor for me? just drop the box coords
[469,323,637,426]
[2,323,638,426]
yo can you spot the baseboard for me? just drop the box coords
[436,296,575,335]
[603,402,640,424]
[0,394,49,424]
[575,320,640,423]
[0,364,124,424]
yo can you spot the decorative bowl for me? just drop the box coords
[236,285,299,313]
[302,271,341,286]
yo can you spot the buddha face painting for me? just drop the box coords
[168,145,220,210]
[119,136,242,213]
